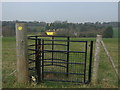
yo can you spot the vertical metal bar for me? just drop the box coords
[66,37,70,77]
[37,39,41,83]
[88,41,93,83]
[84,41,87,83]
[35,36,38,73]
[35,36,41,83]
[42,40,44,81]
[52,36,54,65]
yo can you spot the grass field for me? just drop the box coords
[113,28,119,38]
[2,37,118,88]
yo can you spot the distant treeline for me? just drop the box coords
[2,20,118,37]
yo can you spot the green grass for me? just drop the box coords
[2,37,118,88]
[113,28,119,38]
[98,38,118,87]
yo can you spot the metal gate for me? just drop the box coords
[28,36,93,84]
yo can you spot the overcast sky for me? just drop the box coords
[2,2,118,23]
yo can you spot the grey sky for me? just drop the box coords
[2,2,118,23]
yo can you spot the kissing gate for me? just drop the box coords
[28,36,93,84]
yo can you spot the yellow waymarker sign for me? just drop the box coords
[18,26,23,30]
[46,32,55,35]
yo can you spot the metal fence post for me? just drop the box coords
[52,36,54,65]
[88,41,93,83]
[66,37,70,77]
[35,36,41,83]
[84,41,88,83]
[42,40,44,81]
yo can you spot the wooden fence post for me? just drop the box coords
[92,35,102,84]
[16,23,29,83]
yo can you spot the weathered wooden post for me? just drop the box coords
[92,35,102,84]
[16,23,29,83]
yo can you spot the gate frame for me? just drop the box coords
[28,35,93,84]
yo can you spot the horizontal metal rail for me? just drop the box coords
[28,44,36,47]
[28,53,36,56]
[29,58,35,61]
[44,50,85,53]
[43,79,83,83]
[28,67,36,71]
[28,35,69,38]
[28,37,87,43]
[44,61,85,65]
[28,43,67,47]
[28,37,38,40]
[44,64,67,68]
[43,43,67,46]
[43,40,87,42]
[44,71,84,75]
[44,58,67,62]
[28,49,38,51]
[29,59,36,64]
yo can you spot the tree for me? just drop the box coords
[103,26,113,38]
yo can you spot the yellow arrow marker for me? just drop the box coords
[18,26,23,30]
